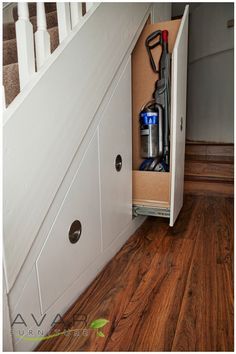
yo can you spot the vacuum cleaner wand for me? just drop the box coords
[145,29,170,166]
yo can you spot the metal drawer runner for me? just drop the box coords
[133,204,170,218]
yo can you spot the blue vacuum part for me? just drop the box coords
[139,158,154,171]
[140,111,158,125]
[139,158,169,172]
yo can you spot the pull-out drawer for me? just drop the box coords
[36,132,102,313]
[132,6,189,226]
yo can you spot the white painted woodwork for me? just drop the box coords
[10,267,41,345]
[151,3,171,23]
[1,2,191,350]
[14,215,146,352]
[56,2,72,43]
[3,273,13,351]
[35,3,51,70]
[86,3,94,12]
[8,50,147,313]
[170,6,189,226]
[99,58,132,250]
[70,2,83,29]
[3,3,150,291]
[36,132,102,312]
[15,2,36,89]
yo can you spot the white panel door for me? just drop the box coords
[170,6,189,226]
[36,132,102,312]
[10,267,41,344]
[99,58,132,250]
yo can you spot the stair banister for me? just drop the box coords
[35,3,51,70]
[56,2,72,43]
[15,2,36,90]
[70,2,83,29]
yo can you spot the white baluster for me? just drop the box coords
[56,2,71,43]
[86,2,94,12]
[70,2,82,29]
[15,2,35,90]
[35,3,51,70]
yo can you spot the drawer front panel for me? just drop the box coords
[170,6,189,226]
[99,58,132,250]
[10,267,41,344]
[36,132,101,312]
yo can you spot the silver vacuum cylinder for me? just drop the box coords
[140,124,159,158]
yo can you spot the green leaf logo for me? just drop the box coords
[90,318,109,337]
[97,330,105,337]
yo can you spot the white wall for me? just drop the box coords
[3,3,15,23]
[172,2,234,143]
[152,3,172,22]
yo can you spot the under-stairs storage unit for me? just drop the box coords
[132,7,189,226]
[3,4,189,351]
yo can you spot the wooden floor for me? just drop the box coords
[36,195,234,352]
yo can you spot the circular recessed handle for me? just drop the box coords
[68,220,82,244]
[115,154,122,172]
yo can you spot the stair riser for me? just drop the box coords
[3,22,16,41]
[185,161,234,180]
[185,144,234,157]
[3,63,20,106]
[3,39,17,66]
[184,180,234,197]
[185,154,234,164]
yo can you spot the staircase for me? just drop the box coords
[3,3,59,106]
[184,141,234,197]
[2,2,89,108]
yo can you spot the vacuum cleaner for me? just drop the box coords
[139,29,170,172]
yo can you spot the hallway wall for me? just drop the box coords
[172,3,234,143]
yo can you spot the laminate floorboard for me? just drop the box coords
[36,195,234,352]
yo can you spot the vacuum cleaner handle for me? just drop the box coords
[156,104,163,157]
[145,30,162,73]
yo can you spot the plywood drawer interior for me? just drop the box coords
[132,18,181,208]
